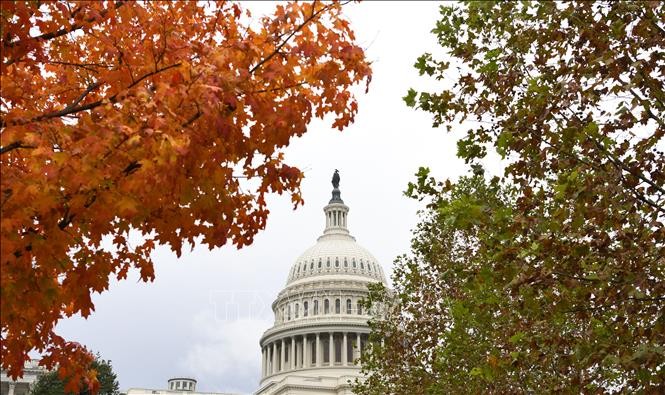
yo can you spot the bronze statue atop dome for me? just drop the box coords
[332,169,340,189]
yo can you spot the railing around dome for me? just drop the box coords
[263,314,370,339]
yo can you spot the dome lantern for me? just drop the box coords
[322,170,351,237]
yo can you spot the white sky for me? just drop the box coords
[56,2,478,393]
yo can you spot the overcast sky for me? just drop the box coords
[56,2,477,393]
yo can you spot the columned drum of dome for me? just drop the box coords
[255,174,386,395]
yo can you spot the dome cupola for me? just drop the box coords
[286,171,385,285]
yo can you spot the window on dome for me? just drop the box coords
[368,263,372,272]
[352,259,356,268]
[346,299,352,314]
[318,259,322,268]
[313,300,319,315]
[304,301,308,317]
[282,308,285,321]
[324,299,330,314]
[288,305,291,320]
[335,258,339,268]
[335,299,341,314]
[344,258,348,267]
[295,303,299,318]
[360,261,364,269]
[326,258,330,268]
[310,261,314,270]
[357,301,363,315]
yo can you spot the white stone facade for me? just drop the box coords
[256,183,385,395]
[126,377,239,395]
[0,360,47,395]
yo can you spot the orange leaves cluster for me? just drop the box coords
[1,0,371,391]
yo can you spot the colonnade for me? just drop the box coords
[261,331,367,377]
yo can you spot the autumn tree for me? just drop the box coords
[31,354,119,395]
[0,1,371,392]
[358,1,663,393]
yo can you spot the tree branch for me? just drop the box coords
[3,2,124,49]
[0,141,37,155]
[0,63,181,129]
[249,1,333,75]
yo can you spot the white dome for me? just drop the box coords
[258,176,387,394]
[287,234,385,285]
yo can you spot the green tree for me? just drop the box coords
[357,1,664,393]
[356,173,519,394]
[31,356,119,395]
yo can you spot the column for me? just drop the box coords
[261,347,265,376]
[356,332,362,364]
[329,332,334,365]
[342,332,348,366]
[264,345,268,375]
[303,334,308,368]
[281,339,286,372]
[8,383,15,395]
[316,333,321,367]
[271,342,277,374]
[291,336,296,369]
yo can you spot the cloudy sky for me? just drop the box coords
[57,2,478,393]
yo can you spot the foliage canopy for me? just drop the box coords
[0,1,371,392]
[357,1,663,393]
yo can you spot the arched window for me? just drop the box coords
[318,259,322,269]
[346,299,352,314]
[304,301,309,317]
[360,260,364,269]
[352,259,356,268]
[295,303,299,318]
[287,305,291,320]
[282,308,285,321]
[324,299,330,314]
[326,258,331,268]
[368,263,372,272]
[357,301,362,315]
[335,258,339,268]
[344,258,348,267]
[313,300,319,315]
[310,261,314,270]
[335,299,341,314]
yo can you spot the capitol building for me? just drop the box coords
[1,173,385,395]
[255,173,386,394]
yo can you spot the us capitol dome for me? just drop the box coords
[256,171,387,395]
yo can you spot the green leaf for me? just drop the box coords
[403,88,418,107]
